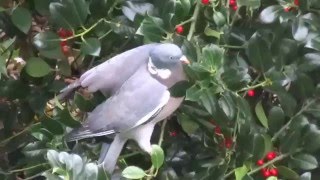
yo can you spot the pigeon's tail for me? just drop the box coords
[101,135,127,173]
[57,80,81,100]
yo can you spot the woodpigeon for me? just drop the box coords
[64,43,189,174]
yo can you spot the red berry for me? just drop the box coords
[232,5,238,11]
[284,7,292,12]
[224,137,233,149]
[66,30,73,37]
[61,45,70,55]
[214,126,222,135]
[256,159,264,166]
[229,0,236,6]
[169,131,177,137]
[247,90,255,97]
[60,40,67,47]
[262,169,271,178]
[201,0,210,5]
[175,25,184,34]
[266,151,277,161]
[294,0,299,6]
[58,28,68,38]
[269,168,278,176]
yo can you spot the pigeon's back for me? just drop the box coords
[79,43,158,95]
[59,43,158,98]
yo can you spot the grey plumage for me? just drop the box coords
[64,43,188,174]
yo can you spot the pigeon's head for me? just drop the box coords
[149,43,189,69]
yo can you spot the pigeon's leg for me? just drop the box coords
[98,142,111,163]
[102,134,127,173]
[131,122,156,154]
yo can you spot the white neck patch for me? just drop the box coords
[147,57,172,79]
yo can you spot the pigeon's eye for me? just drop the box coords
[169,56,174,60]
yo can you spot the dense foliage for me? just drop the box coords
[0,0,320,179]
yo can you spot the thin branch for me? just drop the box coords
[146,120,168,180]
[9,163,49,173]
[187,2,201,41]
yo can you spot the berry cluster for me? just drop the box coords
[229,0,238,11]
[57,28,73,56]
[256,151,279,178]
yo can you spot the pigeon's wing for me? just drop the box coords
[59,43,158,97]
[66,66,169,141]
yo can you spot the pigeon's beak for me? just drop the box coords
[180,55,190,65]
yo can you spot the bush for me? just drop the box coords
[0,0,320,179]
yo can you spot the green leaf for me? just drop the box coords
[237,0,261,9]
[234,165,248,180]
[305,35,320,51]
[74,92,95,112]
[136,15,165,42]
[255,101,268,128]
[277,166,299,179]
[221,67,251,90]
[122,166,146,179]
[219,92,236,120]
[151,145,164,169]
[292,18,309,42]
[178,113,199,134]
[0,56,7,78]
[303,124,320,152]
[34,0,51,16]
[247,33,273,72]
[55,108,81,128]
[201,44,224,70]
[252,133,265,160]
[175,0,191,19]
[33,31,60,50]
[49,0,88,28]
[277,91,297,117]
[213,12,226,27]
[291,153,318,170]
[268,106,285,133]
[11,7,32,34]
[41,118,64,135]
[57,60,71,77]
[280,130,300,153]
[80,38,101,56]
[259,5,283,24]
[204,27,221,39]
[299,53,320,72]
[25,57,51,77]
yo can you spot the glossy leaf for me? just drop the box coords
[122,166,146,179]
[247,33,273,72]
[151,145,165,169]
[259,5,283,23]
[81,38,101,56]
[277,166,299,179]
[291,153,318,170]
[255,101,268,128]
[25,57,51,77]
[11,7,32,34]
